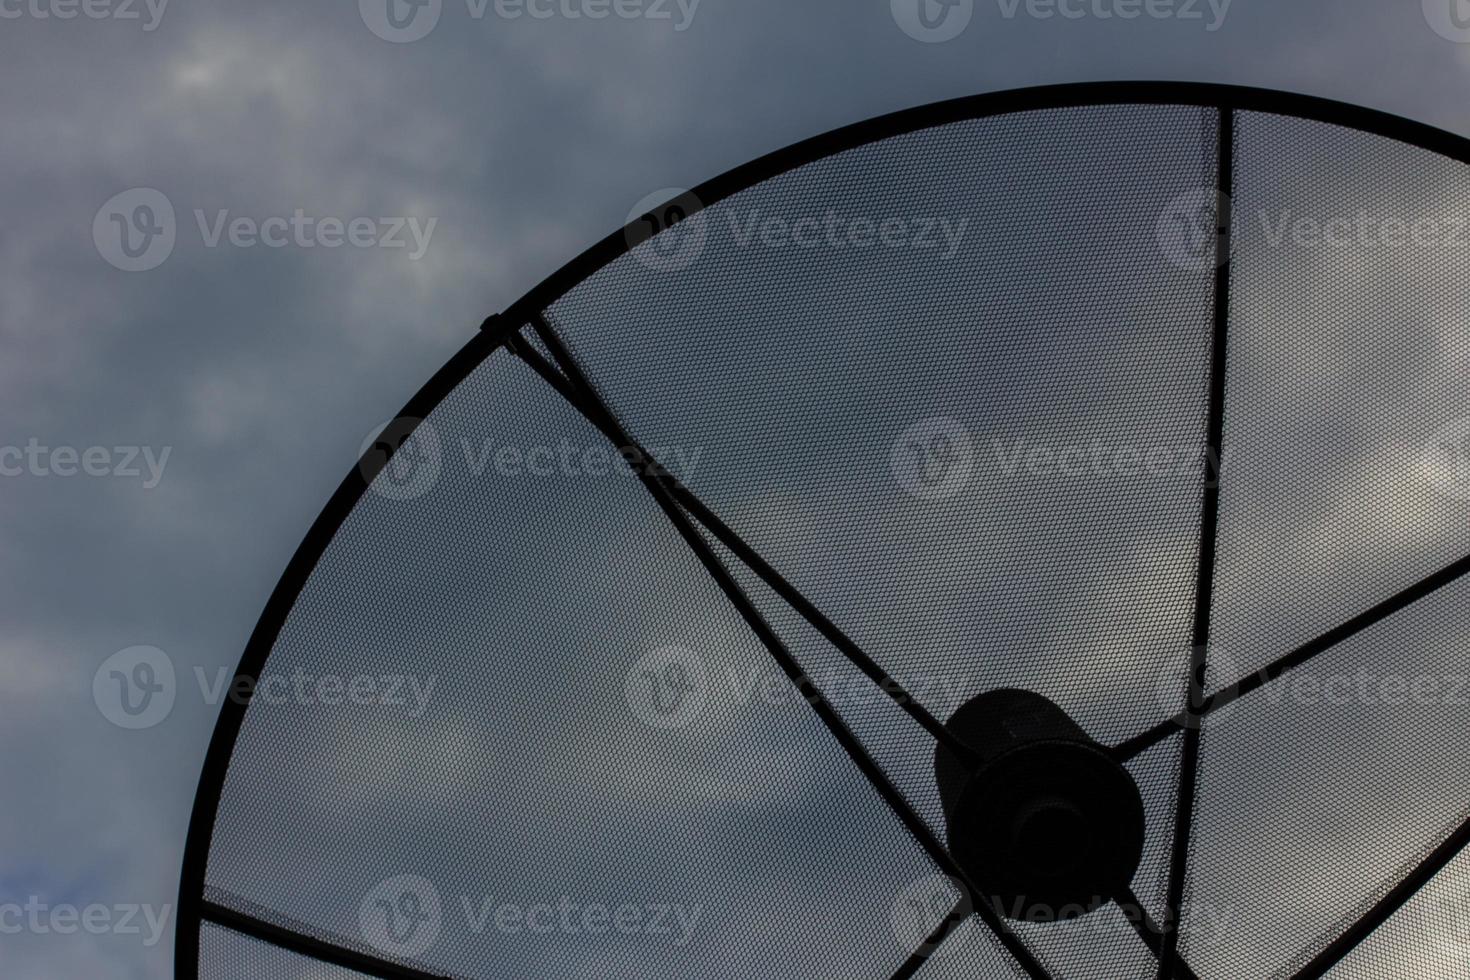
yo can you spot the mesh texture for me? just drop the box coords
[191,99,1470,980]
[1177,109,1470,978]
[1325,841,1470,979]
[1208,109,1470,689]
[1185,574,1470,977]
[549,105,1219,753]
[200,923,373,980]
[203,350,942,979]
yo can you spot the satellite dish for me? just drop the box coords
[177,83,1470,979]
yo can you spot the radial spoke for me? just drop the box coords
[1116,888,1202,980]
[1289,811,1470,979]
[200,901,454,980]
[526,314,1053,980]
[1111,550,1470,764]
[508,321,982,769]
[889,899,973,980]
[1158,104,1235,980]
[1109,719,1177,764]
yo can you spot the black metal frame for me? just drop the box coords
[1155,102,1234,980]
[176,81,1470,980]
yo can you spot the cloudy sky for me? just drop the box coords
[5,1,1470,978]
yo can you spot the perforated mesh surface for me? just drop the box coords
[188,93,1470,980]
[1209,110,1470,691]
[699,521,949,832]
[1177,109,1470,979]
[1325,843,1470,979]
[548,105,1219,753]
[203,351,942,979]
[916,917,1029,980]
[201,923,373,980]
[1126,734,1184,925]
[1184,576,1470,978]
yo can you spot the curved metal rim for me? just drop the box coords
[175,80,1470,980]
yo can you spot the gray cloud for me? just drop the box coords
[6,1,1470,977]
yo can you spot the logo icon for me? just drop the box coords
[890,874,964,957]
[1157,188,1230,272]
[360,0,442,42]
[625,188,707,273]
[1426,417,1470,502]
[93,646,176,729]
[891,0,974,43]
[1425,0,1470,42]
[1152,646,1246,734]
[625,645,709,729]
[891,417,975,501]
[360,418,443,501]
[360,875,442,959]
[93,189,175,272]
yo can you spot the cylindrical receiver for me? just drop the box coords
[934,688,1146,921]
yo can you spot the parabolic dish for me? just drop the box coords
[177,83,1470,980]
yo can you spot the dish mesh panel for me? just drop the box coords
[1325,843,1470,979]
[1176,109,1470,979]
[1209,110,1470,690]
[1185,574,1470,977]
[547,104,1219,754]
[200,923,373,980]
[203,350,941,979]
[190,98,1470,980]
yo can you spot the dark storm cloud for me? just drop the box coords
[3,0,1470,976]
